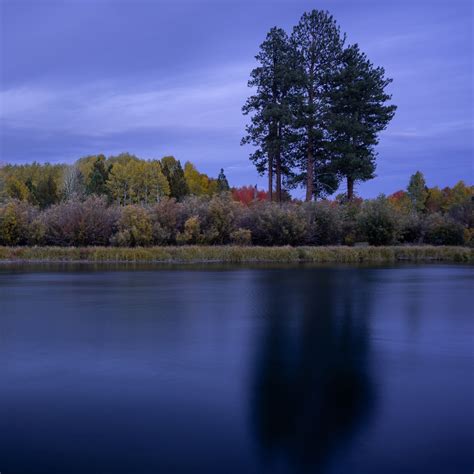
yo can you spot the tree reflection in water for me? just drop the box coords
[251,268,375,473]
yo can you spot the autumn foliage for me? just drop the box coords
[231,186,268,205]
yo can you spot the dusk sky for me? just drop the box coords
[1,0,472,196]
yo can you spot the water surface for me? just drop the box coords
[0,264,472,474]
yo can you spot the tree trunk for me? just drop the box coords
[305,144,314,202]
[276,156,281,203]
[347,176,354,201]
[306,85,315,202]
[268,155,273,202]
[276,124,282,203]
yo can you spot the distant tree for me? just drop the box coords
[445,181,472,208]
[5,176,29,201]
[141,160,170,204]
[161,156,189,201]
[217,168,230,192]
[34,174,58,208]
[0,166,6,202]
[62,165,85,201]
[242,27,296,202]
[327,44,396,200]
[407,171,428,213]
[106,158,169,205]
[387,190,412,213]
[184,162,213,196]
[75,155,103,183]
[231,185,268,205]
[86,155,110,196]
[290,10,345,201]
[425,186,444,213]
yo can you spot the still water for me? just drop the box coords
[0,264,472,474]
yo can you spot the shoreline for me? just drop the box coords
[0,246,472,264]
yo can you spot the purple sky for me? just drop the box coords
[0,0,472,196]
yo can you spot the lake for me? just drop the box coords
[0,264,472,474]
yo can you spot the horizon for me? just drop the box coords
[1,0,473,197]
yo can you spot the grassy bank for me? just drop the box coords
[0,245,472,264]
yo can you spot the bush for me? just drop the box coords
[204,195,240,244]
[0,191,471,248]
[303,201,343,245]
[230,228,252,246]
[424,214,465,246]
[41,196,118,246]
[240,202,307,246]
[337,199,362,245]
[149,198,183,244]
[398,212,424,244]
[176,216,203,245]
[357,197,399,246]
[0,200,39,245]
[111,205,152,246]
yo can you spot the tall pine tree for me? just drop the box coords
[327,44,396,200]
[242,27,296,202]
[290,10,345,201]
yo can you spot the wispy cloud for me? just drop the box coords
[385,120,474,139]
[0,63,251,137]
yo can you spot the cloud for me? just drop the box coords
[0,63,251,137]
[385,120,474,139]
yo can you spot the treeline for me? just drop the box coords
[242,9,396,201]
[0,172,471,247]
[0,153,231,207]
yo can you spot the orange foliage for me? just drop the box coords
[231,186,268,205]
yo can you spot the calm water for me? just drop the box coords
[0,264,472,474]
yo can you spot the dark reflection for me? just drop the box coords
[251,268,374,472]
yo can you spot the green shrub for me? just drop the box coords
[303,201,343,245]
[424,214,465,246]
[241,202,307,246]
[357,196,399,246]
[398,212,424,244]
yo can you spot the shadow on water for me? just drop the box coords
[251,268,375,473]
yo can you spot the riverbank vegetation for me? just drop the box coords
[0,246,471,264]
[0,169,471,247]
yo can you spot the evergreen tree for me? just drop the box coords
[86,155,110,196]
[327,44,396,200]
[290,10,345,201]
[216,168,230,192]
[34,174,58,208]
[242,27,297,202]
[161,156,189,201]
[407,171,428,213]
